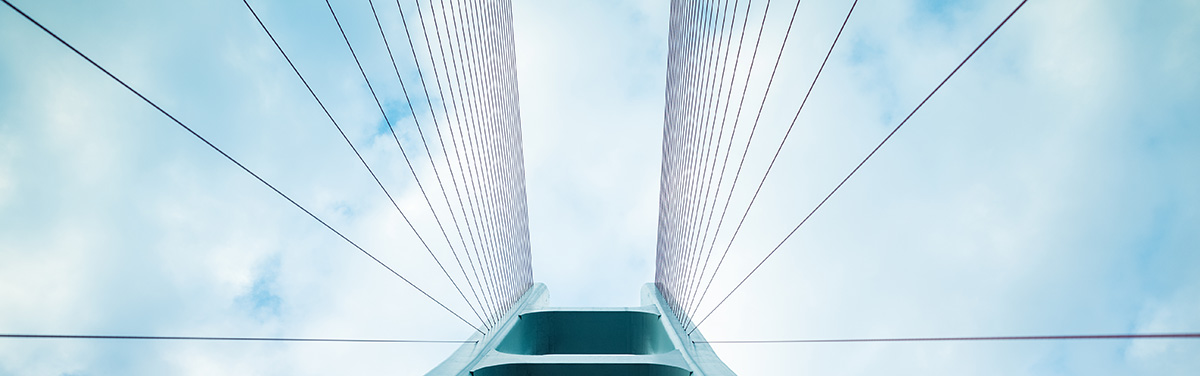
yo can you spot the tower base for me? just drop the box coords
[428,283,735,375]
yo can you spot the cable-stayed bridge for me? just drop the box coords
[2,0,1198,374]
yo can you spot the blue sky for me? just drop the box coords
[1,0,1198,374]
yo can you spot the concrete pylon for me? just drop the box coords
[428,283,736,375]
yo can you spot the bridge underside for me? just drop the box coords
[428,283,735,375]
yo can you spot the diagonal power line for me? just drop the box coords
[691,0,1030,334]
[0,0,482,334]
[0,333,477,344]
[696,332,1200,344]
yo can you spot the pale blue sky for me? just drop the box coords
[1,0,1198,374]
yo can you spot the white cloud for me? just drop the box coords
[670,0,1200,374]
[1,0,1197,375]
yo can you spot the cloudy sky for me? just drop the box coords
[1,0,1198,374]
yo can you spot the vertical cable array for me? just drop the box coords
[657,0,766,331]
[237,0,532,331]
[658,0,1030,335]
[381,0,533,329]
[5,0,533,336]
[656,0,853,330]
[12,1,1200,371]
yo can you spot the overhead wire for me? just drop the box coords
[0,334,477,344]
[696,332,1200,344]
